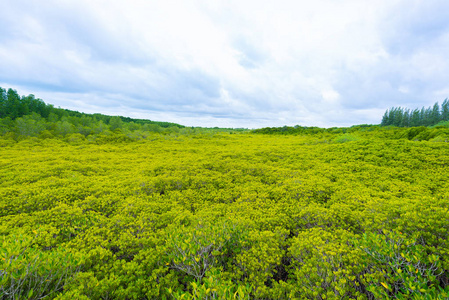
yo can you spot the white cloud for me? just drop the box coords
[322,89,341,104]
[1,0,449,127]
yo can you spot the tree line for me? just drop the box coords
[381,99,449,127]
[0,87,190,141]
[0,87,183,127]
[252,124,377,135]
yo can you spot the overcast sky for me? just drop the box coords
[1,0,449,128]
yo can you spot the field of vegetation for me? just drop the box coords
[1,127,449,299]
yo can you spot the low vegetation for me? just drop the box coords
[1,126,449,299]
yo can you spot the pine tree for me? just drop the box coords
[381,100,448,127]
[442,98,449,122]
[419,107,426,126]
[431,102,440,125]
[401,109,410,127]
[410,109,420,127]
[381,110,390,126]
[393,107,404,126]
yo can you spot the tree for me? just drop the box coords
[381,110,390,126]
[93,120,108,134]
[381,101,447,127]
[419,107,426,126]
[5,88,22,119]
[48,112,60,123]
[390,107,404,127]
[0,87,6,118]
[14,113,46,137]
[424,106,432,126]
[431,102,440,125]
[442,98,449,122]
[410,109,420,127]
[0,117,13,135]
[109,116,123,131]
[400,109,410,127]
[54,119,76,137]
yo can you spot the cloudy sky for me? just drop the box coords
[1,0,449,128]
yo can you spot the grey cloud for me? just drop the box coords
[2,0,449,128]
[232,37,267,69]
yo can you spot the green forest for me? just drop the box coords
[1,88,449,299]
[380,100,449,127]
[0,87,234,144]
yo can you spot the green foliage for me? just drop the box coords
[289,228,365,299]
[14,113,46,138]
[168,269,253,299]
[166,220,244,281]
[381,99,449,127]
[355,231,444,299]
[334,133,359,143]
[1,129,448,298]
[429,135,449,142]
[0,234,82,299]
[0,87,188,141]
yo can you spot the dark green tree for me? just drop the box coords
[381,100,448,127]
[400,109,410,127]
[381,109,390,126]
[442,98,449,122]
[5,88,22,119]
[0,87,6,118]
[410,109,420,127]
[419,107,426,126]
[431,102,441,125]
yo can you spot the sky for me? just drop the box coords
[1,0,449,128]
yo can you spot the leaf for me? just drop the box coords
[381,282,390,290]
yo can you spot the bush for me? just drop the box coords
[0,234,83,299]
[64,133,86,145]
[165,220,247,282]
[355,231,445,299]
[289,228,365,299]
[430,135,449,142]
[334,134,359,143]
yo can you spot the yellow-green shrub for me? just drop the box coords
[289,228,365,299]
[0,234,82,299]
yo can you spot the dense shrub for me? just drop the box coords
[1,134,448,298]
